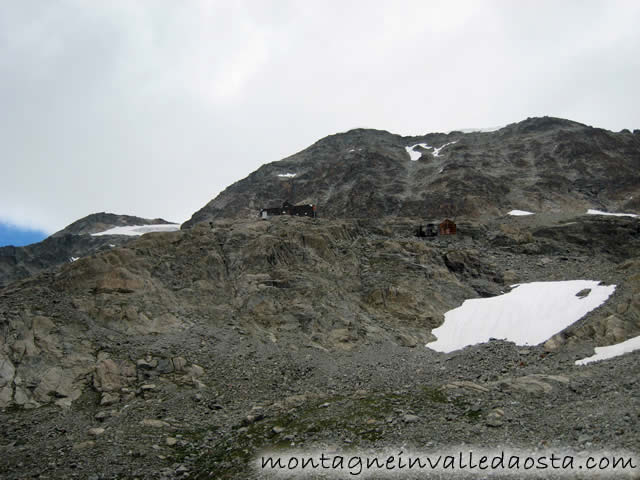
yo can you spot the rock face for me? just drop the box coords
[182,116,640,228]
[0,212,175,288]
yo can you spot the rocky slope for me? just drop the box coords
[1,211,639,478]
[183,117,640,228]
[0,213,175,288]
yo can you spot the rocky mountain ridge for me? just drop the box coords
[183,116,640,228]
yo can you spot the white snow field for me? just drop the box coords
[91,224,180,236]
[587,209,638,218]
[508,210,534,216]
[426,280,616,353]
[277,173,297,178]
[575,335,640,365]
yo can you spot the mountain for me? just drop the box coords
[51,212,173,237]
[1,117,640,479]
[0,212,176,288]
[183,116,640,228]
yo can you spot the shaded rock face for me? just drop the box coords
[182,117,640,228]
[0,212,175,288]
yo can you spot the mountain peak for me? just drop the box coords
[182,116,640,228]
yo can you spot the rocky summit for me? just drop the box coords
[1,117,640,480]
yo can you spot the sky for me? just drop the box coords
[0,222,47,247]
[1,0,640,236]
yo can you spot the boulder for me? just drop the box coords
[94,358,135,392]
[33,367,81,407]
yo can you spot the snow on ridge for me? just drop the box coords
[432,141,457,157]
[508,210,534,216]
[277,173,297,178]
[575,335,640,365]
[91,224,180,236]
[454,125,504,134]
[405,143,432,161]
[587,209,638,218]
[426,280,616,353]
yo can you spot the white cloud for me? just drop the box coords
[1,0,639,233]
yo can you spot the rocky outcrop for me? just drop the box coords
[0,312,94,408]
[0,216,467,408]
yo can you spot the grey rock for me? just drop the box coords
[100,392,120,406]
[403,414,420,423]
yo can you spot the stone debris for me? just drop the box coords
[140,419,170,428]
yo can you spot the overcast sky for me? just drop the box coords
[1,0,639,234]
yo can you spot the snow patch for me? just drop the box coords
[426,280,616,353]
[508,210,534,216]
[587,209,638,218]
[69,257,79,262]
[432,141,457,157]
[277,173,297,178]
[405,143,432,161]
[575,335,640,365]
[406,141,457,160]
[91,224,180,236]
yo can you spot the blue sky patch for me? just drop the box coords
[0,222,48,247]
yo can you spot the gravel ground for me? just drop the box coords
[1,334,639,479]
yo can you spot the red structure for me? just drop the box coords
[438,219,456,235]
